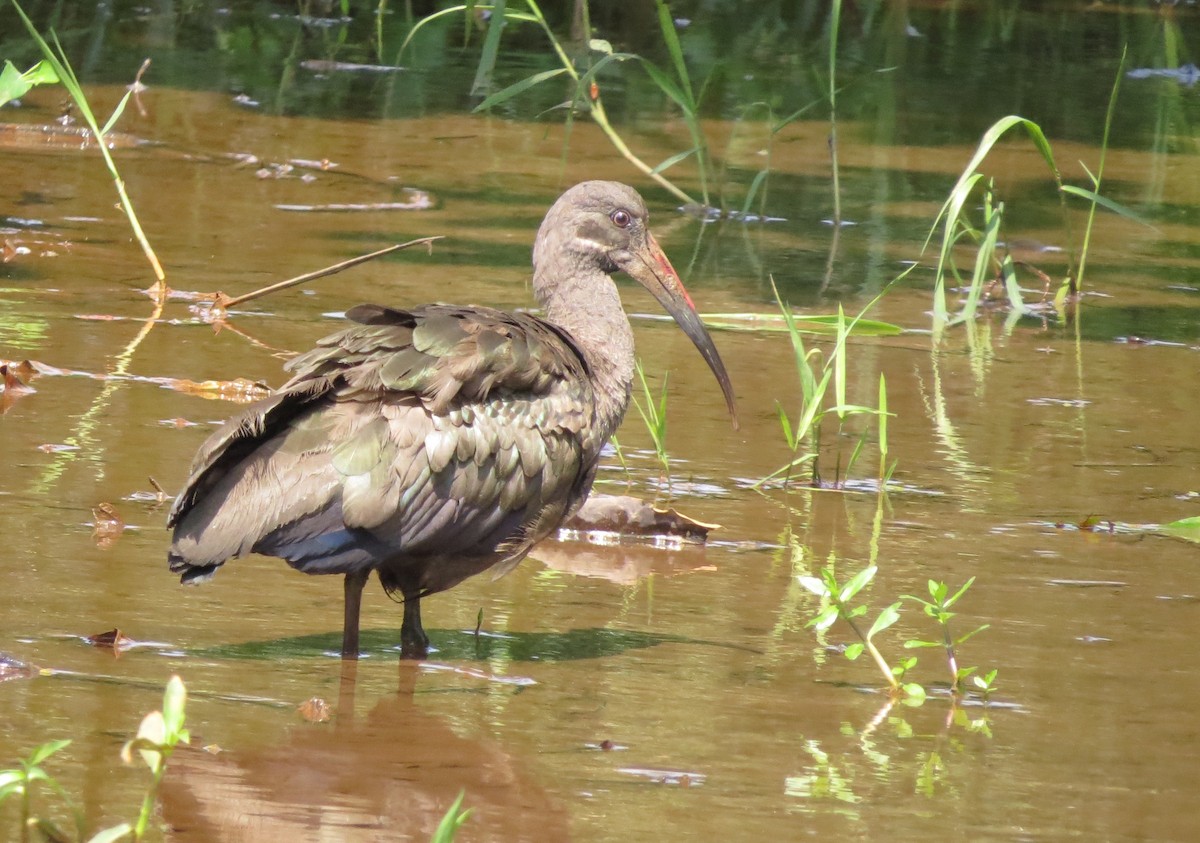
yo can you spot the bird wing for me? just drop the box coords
[168,303,599,589]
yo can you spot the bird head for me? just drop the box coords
[533,181,738,429]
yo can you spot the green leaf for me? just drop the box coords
[902,639,941,649]
[945,576,975,608]
[473,67,568,112]
[900,683,927,704]
[470,0,507,96]
[26,58,59,85]
[701,312,904,337]
[133,712,166,771]
[163,675,187,734]
[637,59,691,114]
[0,58,59,107]
[844,642,864,661]
[87,823,134,843]
[867,603,900,640]
[101,87,137,136]
[650,146,698,175]
[28,739,71,767]
[588,38,613,55]
[1061,184,1153,227]
[431,790,472,843]
[838,565,877,603]
[1161,516,1200,544]
[810,606,840,632]
[0,771,25,798]
[653,0,696,110]
[955,623,990,646]
[797,575,828,597]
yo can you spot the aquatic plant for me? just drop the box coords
[0,676,189,842]
[799,565,994,704]
[7,0,166,295]
[900,578,990,696]
[631,359,672,493]
[918,50,1140,338]
[431,791,472,842]
[758,279,893,490]
[402,0,713,206]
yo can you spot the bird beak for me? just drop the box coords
[620,232,739,430]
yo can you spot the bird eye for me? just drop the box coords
[610,209,632,229]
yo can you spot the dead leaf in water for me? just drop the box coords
[298,698,331,723]
[1,360,37,391]
[1077,515,1115,533]
[2,238,29,262]
[37,443,79,453]
[1,360,38,413]
[85,628,134,654]
[92,502,126,547]
[164,377,271,402]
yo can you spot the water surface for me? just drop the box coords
[2,2,1200,840]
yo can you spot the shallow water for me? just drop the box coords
[3,2,1200,841]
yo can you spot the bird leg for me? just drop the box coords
[342,570,369,659]
[399,592,429,659]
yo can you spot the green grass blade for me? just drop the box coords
[637,58,691,114]
[101,87,135,135]
[473,67,568,111]
[431,791,472,842]
[1061,185,1152,226]
[651,146,698,175]
[654,0,696,111]
[470,0,506,95]
[877,372,889,482]
[741,169,769,215]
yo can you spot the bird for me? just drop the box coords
[167,180,737,659]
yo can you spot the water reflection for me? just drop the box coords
[162,663,569,842]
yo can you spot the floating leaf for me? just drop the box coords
[92,502,126,548]
[298,697,331,723]
[84,628,134,654]
[900,683,927,704]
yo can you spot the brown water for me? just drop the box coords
[4,21,1200,842]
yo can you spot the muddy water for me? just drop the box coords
[4,14,1200,843]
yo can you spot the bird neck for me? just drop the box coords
[535,266,634,441]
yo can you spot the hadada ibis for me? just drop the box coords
[167,181,737,659]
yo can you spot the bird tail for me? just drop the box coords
[168,549,222,585]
